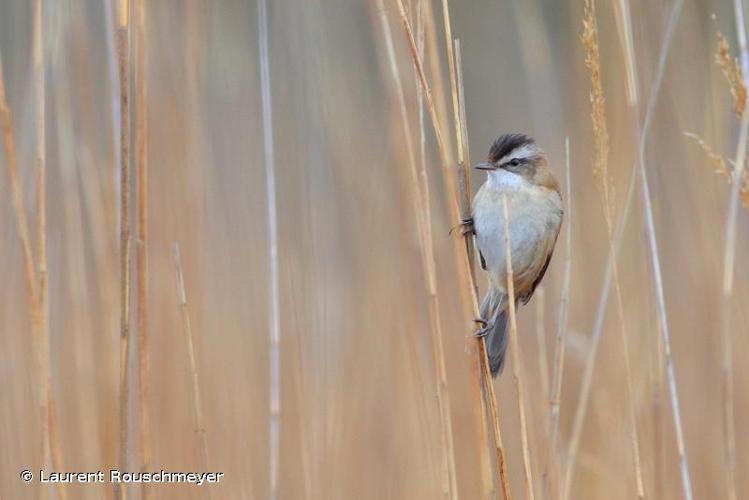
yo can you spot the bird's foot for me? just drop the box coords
[460,217,475,236]
[473,318,492,338]
[450,217,475,236]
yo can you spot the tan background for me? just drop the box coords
[0,0,748,499]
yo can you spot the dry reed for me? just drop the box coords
[548,137,572,498]
[174,243,211,500]
[0,47,58,498]
[455,39,509,500]
[719,4,749,499]
[613,0,638,105]
[501,195,535,500]
[534,289,548,405]
[257,0,281,498]
[566,2,644,497]
[393,2,512,497]
[0,60,41,424]
[715,23,747,119]
[631,2,694,498]
[376,2,459,498]
[683,133,749,210]
[33,1,66,499]
[134,1,152,497]
[116,1,132,498]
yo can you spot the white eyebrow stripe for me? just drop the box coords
[498,144,538,164]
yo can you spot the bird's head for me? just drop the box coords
[474,133,558,191]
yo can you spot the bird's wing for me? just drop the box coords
[519,224,561,305]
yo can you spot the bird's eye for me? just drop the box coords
[508,159,521,167]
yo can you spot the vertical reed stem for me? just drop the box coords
[632,3,693,499]
[502,196,535,500]
[549,138,571,444]
[549,137,572,498]
[376,3,458,498]
[33,2,66,499]
[721,4,749,499]
[393,3,512,497]
[257,0,281,498]
[454,40,495,500]
[116,1,131,498]
[174,244,211,500]
[134,1,151,497]
[1,34,54,500]
[575,3,645,497]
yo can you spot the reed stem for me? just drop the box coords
[502,195,536,500]
[116,1,132,498]
[258,0,281,498]
[174,244,211,500]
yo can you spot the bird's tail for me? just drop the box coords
[480,287,509,377]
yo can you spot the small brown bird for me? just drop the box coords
[471,134,562,376]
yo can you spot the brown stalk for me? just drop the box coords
[134,1,152,497]
[0,58,40,389]
[422,0,454,163]
[549,138,572,496]
[534,288,549,405]
[720,4,749,500]
[454,40,495,500]
[34,2,66,498]
[257,0,281,498]
[174,244,211,499]
[501,196,535,500]
[683,133,749,210]
[392,2,512,498]
[1,35,55,500]
[566,2,645,498]
[629,2,693,498]
[116,1,131,499]
[375,2,458,498]
[715,23,747,119]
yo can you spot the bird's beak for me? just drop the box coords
[474,162,496,170]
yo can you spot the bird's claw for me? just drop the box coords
[473,318,492,338]
[460,217,475,236]
[450,217,475,236]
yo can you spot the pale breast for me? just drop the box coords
[473,179,562,294]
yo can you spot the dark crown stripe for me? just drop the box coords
[488,133,534,162]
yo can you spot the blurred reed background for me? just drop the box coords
[1,0,748,499]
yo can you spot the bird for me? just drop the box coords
[469,133,563,377]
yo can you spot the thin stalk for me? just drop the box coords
[37,3,66,497]
[0,45,50,500]
[535,288,549,405]
[502,195,535,500]
[134,1,151,496]
[613,0,638,105]
[549,137,572,498]
[422,0,454,163]
[33,2,65,499]
[257,0,281,498]
[563,156,637,500]
[721,3,749,499]
[394,0,448,172]
[632,3,693,499]
[439,0,463,179]
[116,1,131,499]
[549,138,571,444]
[440,1,476,285]
[174,244,211,500]
[376,3,458,498]
[571,2,645,497]
[455,40,495,500]
[564,3,690,499]
[393,4,511,497]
